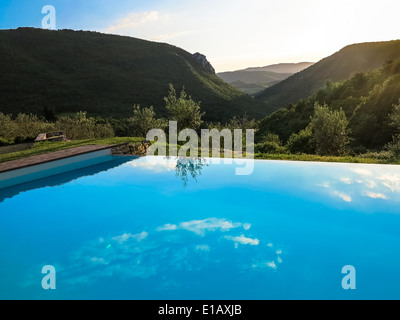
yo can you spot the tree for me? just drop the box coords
[56,112,114,140]
[164,84,204,131]
[310,103,351,156]
[43,106,57,122]
[227,113,259,131]
[286,125,315,154]
[385,99,400,159]
[386,134,400,160]
[389,98,400,133]
[0,113,15,140]
[14,113,54,141]
[128,105,167,137]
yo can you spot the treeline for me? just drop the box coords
[0,85,209,145]
[0,111,114,145]
[2,73,400,162]
[123,84,259,137]
[123,74,400,161]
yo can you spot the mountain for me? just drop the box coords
[257,58,400,150]
[217,62,313,97]
[228,81,269,96]
[0,28,267,122]
[217,70,291,96]
[256,40,400,113]
[244,62,314,74]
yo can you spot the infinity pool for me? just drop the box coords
[0,156,399,300]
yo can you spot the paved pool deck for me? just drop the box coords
[0,145,115,174]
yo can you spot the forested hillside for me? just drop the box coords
[0,28,267,122]
[258,58,400,151]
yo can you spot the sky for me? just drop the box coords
[1,0,400,72]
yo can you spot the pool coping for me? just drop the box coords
[0,144,124,174]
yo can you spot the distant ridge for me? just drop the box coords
[256,40,400,113]
[217,62,313,97]
[244,62,314,74]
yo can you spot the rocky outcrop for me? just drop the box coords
[193,52,215,74]
[111,141,151,156]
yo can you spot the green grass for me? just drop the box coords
[254,153,400,165]
[0,137,143,164]
[1,138,399,165]
[148,144,400,165]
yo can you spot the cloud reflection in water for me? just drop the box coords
[316,164,400,204]
[58,218,282,286]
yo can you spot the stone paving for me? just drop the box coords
[0,145,114,174]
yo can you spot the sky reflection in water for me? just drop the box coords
[0,156,399,299]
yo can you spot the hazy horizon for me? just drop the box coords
[1,0,400,72]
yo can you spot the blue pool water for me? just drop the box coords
[0,156,400,300]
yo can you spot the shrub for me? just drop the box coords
[386,134,400,160]
[55,112,114,140]
[0,113,15,140]
[349,145,368,156]
[256,134,287,154]
[0,111,114,142]
[256,141,287,154]
[128,105,167,137]
[286,125,315,154]
[359,151,392,160]
[0,137,12,146]
[13,113,55,141]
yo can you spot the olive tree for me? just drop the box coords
[164,84,204,131]
[56,112,114,140]
[310,103,351,156]
[0,113,15,140]
[128,105,167,137]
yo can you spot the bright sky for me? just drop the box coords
[1,0,400,72]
